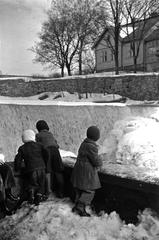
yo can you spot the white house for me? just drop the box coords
[92,16,159,73]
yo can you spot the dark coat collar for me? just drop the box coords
[84,138,97,146]
[40,129,49,132]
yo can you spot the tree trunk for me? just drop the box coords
[66,63,72,76]
[78,40,83,75]
[61,66,64,77]
[79,51,82,75]
[114,34,119,75]
[114,0,119,75]
[115,52,119,75]
[133,57,137,73]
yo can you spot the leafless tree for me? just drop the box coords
[100,0,124,75]
[32,0,107,76]
[32,6,80,77]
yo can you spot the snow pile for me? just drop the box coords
[0,92,125,103]
[0,197,159,240]
[59,149,77,159]
[100,117,159,170]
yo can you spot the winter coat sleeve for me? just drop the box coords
[41,146,49,170]
[14,147,24,172]
[87,144,103,167]
[52,136,59,149]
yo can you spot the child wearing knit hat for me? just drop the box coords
[71,126,103,217]
[36,120,64,199]
[14,129,48,205]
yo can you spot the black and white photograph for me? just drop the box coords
[0,0,159,239]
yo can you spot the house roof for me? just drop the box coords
[92,28,108,49]
[122,16,159,43]
[92,15,159,48]
[92,26,123,49]
[144,27,159,42]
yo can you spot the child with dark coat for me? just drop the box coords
[14,129,48,205]
[0,153,19,217]
[71,126,103,217]
[36,120,64,198]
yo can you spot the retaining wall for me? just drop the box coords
[0,74,159,100]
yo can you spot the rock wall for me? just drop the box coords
[0,73,159,100]
[1,102,159,162]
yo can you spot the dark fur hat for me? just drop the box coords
[36,120,49,132]
[86,126,100,141]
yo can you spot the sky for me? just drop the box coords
[0,0,52,76]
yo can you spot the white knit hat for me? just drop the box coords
[22,129,35,143]
[0,153,5,164]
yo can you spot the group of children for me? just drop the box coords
[0,121,103,218]
[14,120,64,206]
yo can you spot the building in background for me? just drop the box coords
[92,16,159,73]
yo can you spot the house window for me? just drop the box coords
[98,50,108,64]
[147,40,158,56]
[110,50,114,61]
[129,49,133,58]
[102,51,107,62]
[128,44,133,58]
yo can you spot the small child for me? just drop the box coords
[0,152,18,217]
[36,120,64,198]
[14,129,48,205]
[71,126,103,217]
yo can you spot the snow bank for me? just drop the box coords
[0,196,159,240]
[0,102,130,162]
[100,117,159,170]
[0,98,158,165]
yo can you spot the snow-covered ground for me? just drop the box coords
[1,195,159,240]
[0,91,141,104]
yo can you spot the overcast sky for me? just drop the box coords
[0,0,52,75]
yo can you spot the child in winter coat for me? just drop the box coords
[0,152,19,217]
[36,120,64,198]
[14,129,48,205]
[71,126,103,217]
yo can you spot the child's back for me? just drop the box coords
[14,129,47,205]
[71,137,102,191]
[71,126,103,217]
[15,141,46,172]
[36,120,64,198]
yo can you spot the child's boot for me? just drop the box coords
[72,202,90,217]
[28,189,34,204]
[5,188,20,202]
[0,201,13,216]
[34,193,43,206]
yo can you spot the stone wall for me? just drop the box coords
[0,74,159,100]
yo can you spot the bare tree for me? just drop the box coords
[32,0,107,76]
[100,0,124,75]
[32,2,81,76]
[31,20,65,77]
[71,0,108,75]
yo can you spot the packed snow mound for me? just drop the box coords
[100,117,159,170]
[0,196,159,240]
